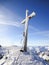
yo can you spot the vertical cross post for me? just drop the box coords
[24,10,29,52]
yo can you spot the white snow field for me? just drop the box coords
[0,46,49,65]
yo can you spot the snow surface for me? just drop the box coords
[0,46,49,65]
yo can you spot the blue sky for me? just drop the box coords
[0,0,49,46]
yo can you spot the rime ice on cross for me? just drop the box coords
[21,10,36,52]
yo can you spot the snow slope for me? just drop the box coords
[0,46,49,65]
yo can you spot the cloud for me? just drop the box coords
[0,38,13,46]
[28,39,49,46]
[0,38,23,46]
[0,5,22,27]
[0,5,39,31]
[28,25,49,37]
[29,25,39,31]
[0,14,5,19]
[0,20,21,27]
[32,30,49,36]
[0,27,7,32]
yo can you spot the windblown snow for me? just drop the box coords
[0,46,49,65]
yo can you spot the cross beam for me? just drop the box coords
[21,11,36,24]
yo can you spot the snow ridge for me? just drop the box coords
[0,46,49,65]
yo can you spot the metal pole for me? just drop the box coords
[24,10,29,52]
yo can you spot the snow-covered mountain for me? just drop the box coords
[0,46,49,65]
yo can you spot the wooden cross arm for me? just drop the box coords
[21,11,36,24]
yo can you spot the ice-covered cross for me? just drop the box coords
[21,10,36,52]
